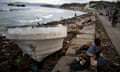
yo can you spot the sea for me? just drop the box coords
[0,4,86,34]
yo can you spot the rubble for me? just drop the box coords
[0,36,35,72]
[95,16,120,72]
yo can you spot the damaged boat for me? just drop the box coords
[4,24,67,61]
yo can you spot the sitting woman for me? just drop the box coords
[87,38,103,70]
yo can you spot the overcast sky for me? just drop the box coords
[0,0,117,4]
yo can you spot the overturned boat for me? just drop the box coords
[4,24,67,61]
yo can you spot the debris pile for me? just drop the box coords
[95,16,120,71]
[0,36,35,72]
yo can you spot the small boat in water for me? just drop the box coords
[4,24,67,61]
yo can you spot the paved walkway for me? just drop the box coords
[97,15,120,56]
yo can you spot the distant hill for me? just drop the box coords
[59,3,87,11]
[89,1,120,8]
[60,3,86,8]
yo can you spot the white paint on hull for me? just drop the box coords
[14,38,64,61]
[5,25,67,61]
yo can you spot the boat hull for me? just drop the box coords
[5,25,67,61]
[14,38,64,61]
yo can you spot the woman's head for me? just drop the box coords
[86,41,92,47]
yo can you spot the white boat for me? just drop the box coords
[4,24,67,61]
